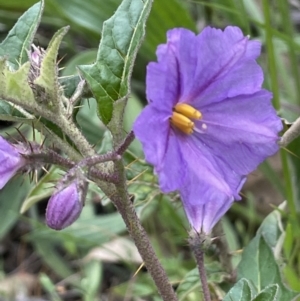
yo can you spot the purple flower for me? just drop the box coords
[133,27,282,233]
[46,181,84,230]
[0,136,27,189]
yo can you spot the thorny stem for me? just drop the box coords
[25,86,176,300]
[28,132,135,182]
[108,100,178,301]
[116,131,135,155]
[112,159,178,301]
[26,148,119,183]
[189,231,211,301]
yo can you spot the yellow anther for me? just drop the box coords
[170,111,194,134]
[174,103,202,120]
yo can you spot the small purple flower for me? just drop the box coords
[0,136,27,189]
[133,27,282,233]
[46,181,84,230]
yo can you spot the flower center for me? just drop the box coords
[170,103,202,134]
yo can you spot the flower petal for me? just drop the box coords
[194,35,248,92]
[194,59,263,107]
[181,132,246,194]
[176,27,263,106]
[180,180,235,233]
[178,133,248,232]
[161,28,197,98]
[179,136,247,232]
[134,26,282,235]
[217,26,261,59]
[0,137,26,189]
[146,41,181,110]
[133,105,170,168]
[158,131,189,192]
[194,26,261,68]
[196,90,282,175]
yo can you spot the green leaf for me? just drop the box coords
[26,210,127,249]
[0,177,31,240]
[223,278,254,301]
[59,75,82,98]
[76,99,106,146]
[112,273,156,298]
[40,273,63,301]
[177,263,228,301]
[78,0,153,124]
[20,167,62,214]
[140,0,196,60]
[0,99,33,122]
[81,260,102,301]
[46,0,121,39]
[0,0,44,68]
[256,202,285,250]
[34,26,69,111]
[176,268,202,301]
[237,235,298,300]
[252,284,279,301]
[34,240,73,278]
[62,49,97,77]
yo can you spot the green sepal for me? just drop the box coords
[34,26,69,111]
[0,58,35,106]
[5,61,35,103]
[78,0,153,125]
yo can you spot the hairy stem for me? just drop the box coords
[27,148,119,183]
[189,231,211,301]
[108,99,178,301]
[41,95,176,300]
[112,160,178,301]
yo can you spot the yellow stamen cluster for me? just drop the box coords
[170,103,202,134]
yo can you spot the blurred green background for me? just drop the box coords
[0,0,300,300]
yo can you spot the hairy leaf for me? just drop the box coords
[252,285,279,301]
[0,0,44,68]
[237,235,298,300]
[79,0,153,124]
[223,278,254,301]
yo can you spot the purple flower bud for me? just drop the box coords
[0,136,27,189]
[31,49,40,66]
[46,182,84,230]
[30,44,44,67]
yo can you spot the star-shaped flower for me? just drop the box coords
[133,26,282,233]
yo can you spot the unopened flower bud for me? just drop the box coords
[28,44,46,89]
[31,49,40,66]
[46,180,86,230]
[0,136,27,189]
